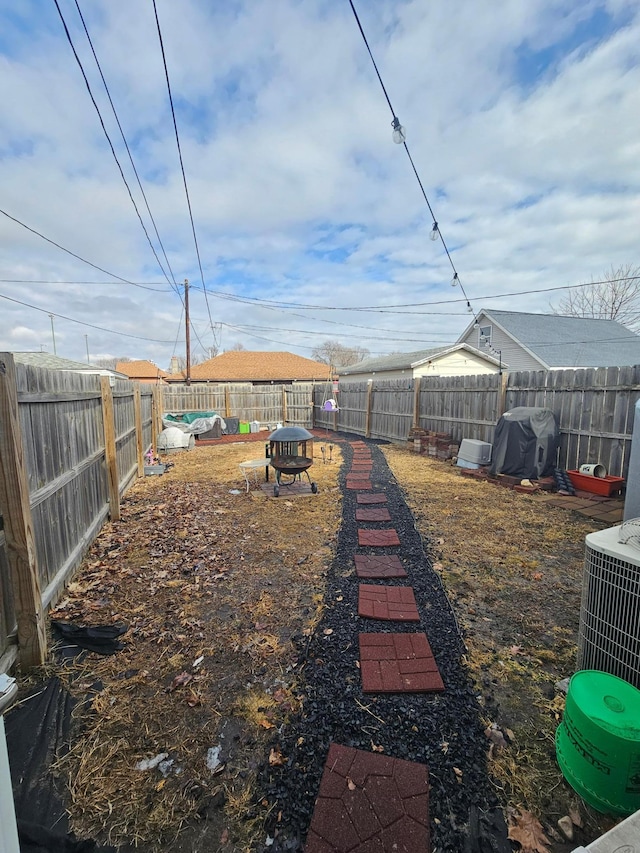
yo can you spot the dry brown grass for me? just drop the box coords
[48,438,342,850]
[382,444,612,840]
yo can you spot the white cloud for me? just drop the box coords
[0,0,639,365]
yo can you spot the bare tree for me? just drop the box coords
[312,340,370,367]
[95,357,128,370]
[227,342,246,351]
[552,264,640,330]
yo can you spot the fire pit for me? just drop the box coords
[268,426,317,497]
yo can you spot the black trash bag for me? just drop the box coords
[464,805,512,853]
[51,622,128,657]
[18,822,117,853]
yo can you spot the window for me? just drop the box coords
[479,325,492,345]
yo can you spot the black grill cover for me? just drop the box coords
[490,407,559,479]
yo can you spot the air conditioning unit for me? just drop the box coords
[578,524,640,689]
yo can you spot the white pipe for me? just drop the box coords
[0,715,20,853]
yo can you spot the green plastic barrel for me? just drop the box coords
[556,670,640,815]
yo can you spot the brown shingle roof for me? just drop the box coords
[116,360,168,381]
[188,351,331,382]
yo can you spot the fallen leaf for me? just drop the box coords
[441,741,449,754]
[269,747,286,766]
[485,723,508,750]
[508,809,551,853]
[220,828,229,844]
[568,807,582,828]
[532,572,543,581]
[509,645,523,656]
[166,671,193,692]
[258,718,275,730]
[323,628,333,635]
[185,689,202,707]
[155,779,167,791]
[433,562,444,572]
[453,767,463,783]
[370,741,384,753]
[347,778,356,791]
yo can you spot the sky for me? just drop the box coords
[0,0,639,368]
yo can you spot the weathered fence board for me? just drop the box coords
[314,367,640,479]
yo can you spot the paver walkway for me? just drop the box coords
[358,529,401,547]
[358,585,419,621]
[355,507,391,522]
[305,743,430,853]
[347,478,372,490]
[356,493,386,505]
[359,633,445,694]
[354,554,407,578]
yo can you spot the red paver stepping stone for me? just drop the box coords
[358,585,419,621]
[356,507,391,522]
[356,493,387,505]
[348,472,372,480]
[358,529,401,547]
[305,742,430,853]
[359,634,444,693]
[347,480,372,490]
[355,555,407,578]
[350,461,372,469]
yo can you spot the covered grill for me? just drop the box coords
[268,426,317,497]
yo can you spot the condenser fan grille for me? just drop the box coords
[578,527,640,689]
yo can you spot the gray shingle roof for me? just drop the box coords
[480,311,640,368]
[339,347,454,375]
[12,352,125,375]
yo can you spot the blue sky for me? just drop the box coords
[0,0,639,366]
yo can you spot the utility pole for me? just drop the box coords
[184,279,191,386]
[48,314,57,355]
[84,334,90,364]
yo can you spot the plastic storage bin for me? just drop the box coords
[458,439,492,465]
[239,421,250,434]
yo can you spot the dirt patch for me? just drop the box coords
[45,438,343,851]
[382,444,619,848]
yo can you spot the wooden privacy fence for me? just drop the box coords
[313,366,640,480]
[0,355,158,671]
[160,382,317,427]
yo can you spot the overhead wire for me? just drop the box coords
[0,291,183,343]
[0,209,173,292]
[72,0,180,294]
[151,0,215,337]
[52,0,175,290]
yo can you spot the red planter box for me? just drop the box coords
[566,470,625,497]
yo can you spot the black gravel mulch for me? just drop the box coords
[257,436,508,852]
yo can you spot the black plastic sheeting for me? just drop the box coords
[51,622,128,658]
[490,407,559,479]
[5,677,116,853]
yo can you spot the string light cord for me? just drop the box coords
[152,0,215,334]
[72,0,180,294]
[347,0,476,318]
[52,0,175,290]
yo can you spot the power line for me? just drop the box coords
[52,0,174,288]
[0,291,183,343]
[152,0,215,334]
[0,209,172,292]
[72,0,180,292]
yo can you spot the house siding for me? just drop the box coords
[414,351,498,376]
[459,325,543,372]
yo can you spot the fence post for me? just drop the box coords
[134,385,144,477]
[497,372,508,418]
[100,376,120,522]
[413,378,421,428]
[151,387,160,453]
[365,381,373,438]
[0,353,47,668]
[282,387,288,424]
[224,385,231,418]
